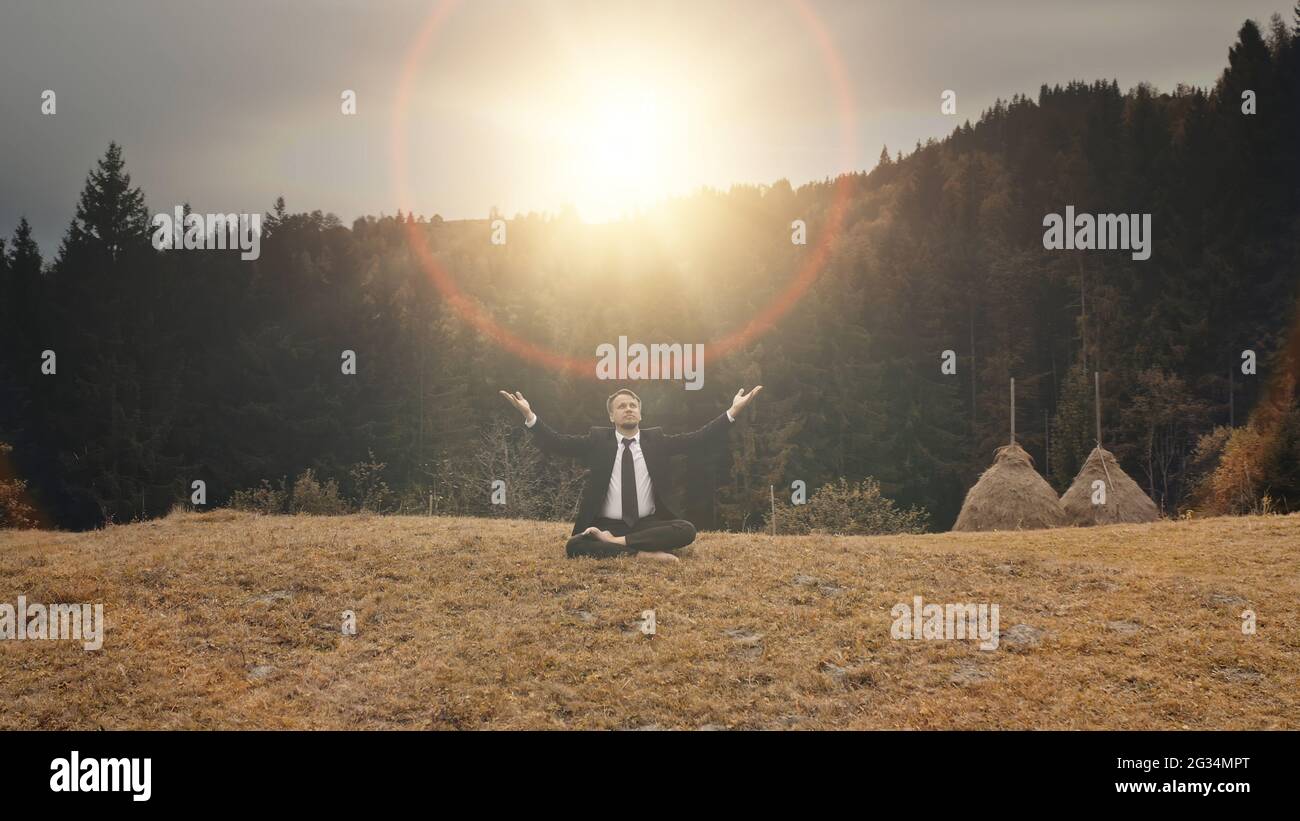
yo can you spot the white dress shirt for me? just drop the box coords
[600,430,656,521]
[525,410,735,522]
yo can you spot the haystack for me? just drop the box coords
[952,443,1066,531]
[1060,446,1159,526]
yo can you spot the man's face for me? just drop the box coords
[609,394,641,429]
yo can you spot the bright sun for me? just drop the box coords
[538,68,697,223]
[403,9,807,227]
[447,36,714,224]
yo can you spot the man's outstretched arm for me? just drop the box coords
[662,386,763,454]
[498,390,588,458]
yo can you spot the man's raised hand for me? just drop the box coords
[728,385,764,417]
[499,390,534,422]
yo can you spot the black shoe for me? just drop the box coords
[565,533,596,558]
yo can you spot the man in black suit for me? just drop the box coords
[498,386,763,561]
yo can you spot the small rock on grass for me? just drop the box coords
[1213,666,1263,683]
[948,658,993,685]
[1209,592,1248,607]
[792,574,843,595]
[999,623,1044,651]
[1106,620,1142,635]
[248,590,290,607]
[724,627,765,659]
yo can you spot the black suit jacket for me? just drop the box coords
[526,412,733,534]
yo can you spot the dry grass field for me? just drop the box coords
[1,510,1297,730]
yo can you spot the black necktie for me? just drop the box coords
[621,437,638,527]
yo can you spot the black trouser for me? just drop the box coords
[565,513,697,558]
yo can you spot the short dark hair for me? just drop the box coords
[606,388,641,415]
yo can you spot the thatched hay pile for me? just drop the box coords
[1060,446,1160,526]
[953,443,1066,531]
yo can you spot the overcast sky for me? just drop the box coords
[1,0,1291,256]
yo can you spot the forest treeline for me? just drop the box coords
[2,13,1299,531]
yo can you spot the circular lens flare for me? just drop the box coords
[390,0,856,378]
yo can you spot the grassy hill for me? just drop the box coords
[2,510,1297,729]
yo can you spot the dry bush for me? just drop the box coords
[1198,426,1273,515]
[347,451,393,513]
[768,477,929,535]
[0,442,36,529]
[289,469,348,515]
[1185,425,1235,514]
[0,477,36,529]
[466,417,586,521]
[229,478,289,514]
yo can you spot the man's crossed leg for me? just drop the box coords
[565,513,696,562]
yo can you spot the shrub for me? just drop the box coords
[348,450,393,512]
[766,477,930,536]
[467,418,587,521]
[0,442,37,529]
[289,469,348,515]
[229,478,289,514]
[1203,426,1268,515]
[1193,416,1300,516]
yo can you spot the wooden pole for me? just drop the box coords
[1044,410,1050,474]
[1010,378,1016,444]
[970,309,977,435]
[770,485,776,536]
[1229,366,1235,427]
[1080,260,1087,373]
[1095,371,1102,447]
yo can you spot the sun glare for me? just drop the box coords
[412,17,756,225]
[400,4,847,230]
[558,76,694,222]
